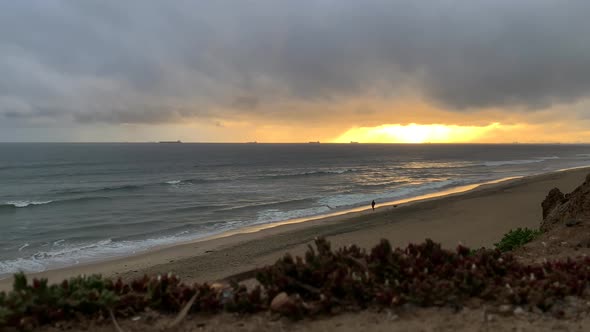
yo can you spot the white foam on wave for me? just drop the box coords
[325,169,356,174]
[256,206,332,224]
[266,168,359,179]
[483,159,544,167]
[249,179,463,227]
[3,200,53,208]
[0,231,213,277]
[302,168,358,175]
[319,179,460,209]
[164,179,205,186]
[483,156,559,167]
[401,161,476,169]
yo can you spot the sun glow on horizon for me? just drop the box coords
[333,123,503,143]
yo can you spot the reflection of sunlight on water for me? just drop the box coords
[206,176,522,239]
[402,161,476,169]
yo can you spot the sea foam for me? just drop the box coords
[2,200,53,208]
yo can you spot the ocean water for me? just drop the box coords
[1,143,590,276]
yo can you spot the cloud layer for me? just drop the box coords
[2,0,590,131]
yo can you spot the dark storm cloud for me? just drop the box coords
[1,0,590,125]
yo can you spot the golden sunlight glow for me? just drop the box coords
[333,123,502,143]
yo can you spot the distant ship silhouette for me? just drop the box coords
[158,140,182,144]
[308,141,320,144]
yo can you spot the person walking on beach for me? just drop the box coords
[371,200,376,211]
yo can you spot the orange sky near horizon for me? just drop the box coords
[174,97,590,144]
[73,96,590,144]
[175,118,589,144]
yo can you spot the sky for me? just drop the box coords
[2,1,590,143]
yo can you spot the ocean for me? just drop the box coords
[1,143,590,276]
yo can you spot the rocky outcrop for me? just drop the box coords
[541,174,590,231]
[542,188,565,219]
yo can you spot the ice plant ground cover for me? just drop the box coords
[494,228,543,252]
[1,237,590,329]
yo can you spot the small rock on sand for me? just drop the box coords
[270,292,296,314]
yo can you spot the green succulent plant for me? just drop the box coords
[494,228,542,252]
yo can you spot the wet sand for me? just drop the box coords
[1,167,588,291]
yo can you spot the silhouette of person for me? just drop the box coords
[371,200,376,211]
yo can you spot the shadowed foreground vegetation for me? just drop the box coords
[2,236,590,329]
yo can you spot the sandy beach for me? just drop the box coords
[2,167,589,291]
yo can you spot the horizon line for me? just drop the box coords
[0,141,586,145]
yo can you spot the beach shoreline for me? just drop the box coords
[0,175,522,280]
[2,166,589,291]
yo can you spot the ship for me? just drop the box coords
[158,140,182,144]
[308,141,320,144]
[350,141,359,144]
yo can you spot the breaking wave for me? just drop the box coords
[0,200,53,208]
[0,231,216,277]
[261,169,360,180]
[55,178,224,195]
[483,156,559,167]
[0,197,110,211]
